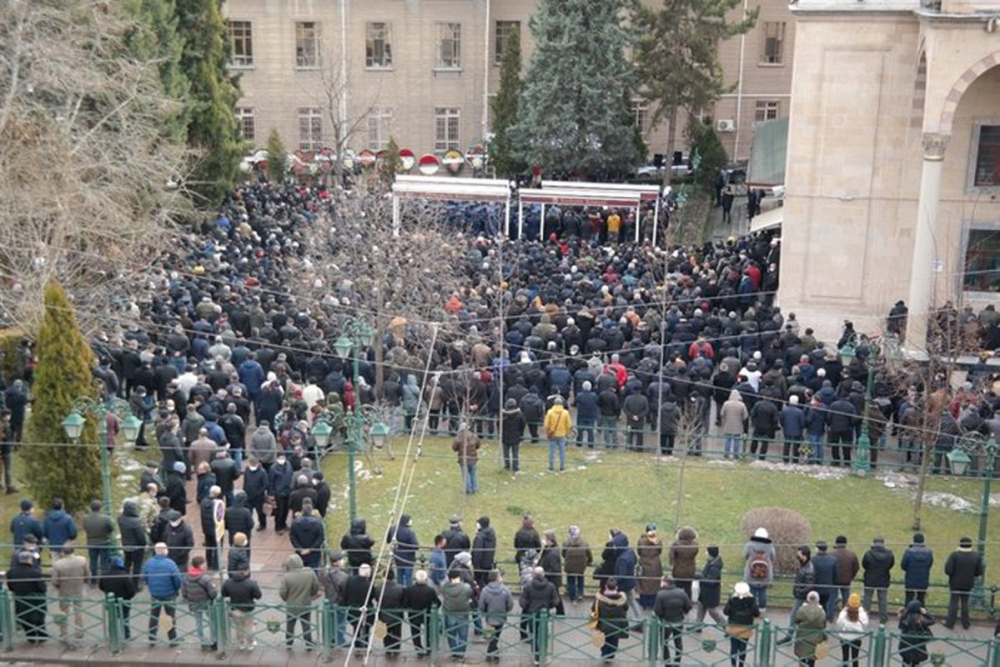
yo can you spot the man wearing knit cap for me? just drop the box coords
[944,536,984,629]
[902,533,934,605]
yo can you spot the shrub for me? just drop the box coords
[25,283,101,512]
[739,507,812,574]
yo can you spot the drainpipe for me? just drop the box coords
[732,0,749,159]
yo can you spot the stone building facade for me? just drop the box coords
[223,0,795,164]
[778,0,1000,347]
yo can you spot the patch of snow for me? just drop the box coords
[920,492,974,513]
[747,460,848,480]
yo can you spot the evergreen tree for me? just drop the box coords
[512,0,639,179]
[175,0,243,206]
[266,129,288,184]
[632,0,757,175]
[124,0,190,144]
[25,284,101,512]
[380,137,403,187]
[687,117,728,190]
[488,24,525,179]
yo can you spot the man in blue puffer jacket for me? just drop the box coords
[142,543,182,645]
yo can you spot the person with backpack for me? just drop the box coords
[742,527,775,610]
[182,555,218,649]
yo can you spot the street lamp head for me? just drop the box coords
[311,419,333,449]
[62,412,85,442]
[947,447,972,477]
[359,323,376,348]
[370,421,390,449]
[334,335,353,359]
[121,415,142,446]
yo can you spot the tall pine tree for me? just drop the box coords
[124,0,190,144]
[26,284,101,512]
[632,0,757,175]
[512,0,639,179]
[175,0,242,206]
[488,24,525,179]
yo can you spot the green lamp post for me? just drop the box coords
[946,436,997,609]
[62,397,140,555]
[334,319,377,523]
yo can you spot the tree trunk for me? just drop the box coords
[663,104,679,187]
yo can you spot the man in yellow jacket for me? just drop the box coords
[543,398,572,472]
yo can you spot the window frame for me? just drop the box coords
[366,22,393,69]
[297,107,323,151]
[760,21,786,66]
[235,107,255,142]
[295,21,320,69]
[367,107,393,151]
[227,20,254,68]
[754,100,781,123]
[961,225,1000,295]
[631,99,650,134]
[434,107,461,152]
[436,22,462,70]
[494,20,520,66]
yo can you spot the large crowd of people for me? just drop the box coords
[2,180,1000,664]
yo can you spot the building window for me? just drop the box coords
[296,22,319,68]
[761,22,785,65]
[435,107,460,151]
[227,21,253,67]
[236,107,255,142]
[631,100,649,133]
[298,107,322,151]
[495,21,520,65]
[436,23,462,69]
[974,125,1000,187]
[366,22,392,68]
[755,100,780,122]
[964,229,1000,292]
[367,108,393,151]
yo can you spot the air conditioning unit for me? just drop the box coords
[716,119,736,133]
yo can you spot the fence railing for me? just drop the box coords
[3,591,1000,665]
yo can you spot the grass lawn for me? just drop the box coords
[323,437,1000,613]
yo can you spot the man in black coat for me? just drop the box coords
[199,486,223,571]
[241,456,269,531]
[944,536,984,630]
[290,500,325,570]
[402,570,439,657]
[210,448,240,505]
[654,577,692,666]
[442,516,470,568]
[99,556,138,639]
[862,536,894,624]
[342,564,375,648]
[471,516,497,590]
[7,550,47,642]
[224,491,254,547]
[165,462,188,514]
[118,501,148,590]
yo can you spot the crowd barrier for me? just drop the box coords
[2,591,999,665]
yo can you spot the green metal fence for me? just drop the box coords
[3,591,1000,665]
